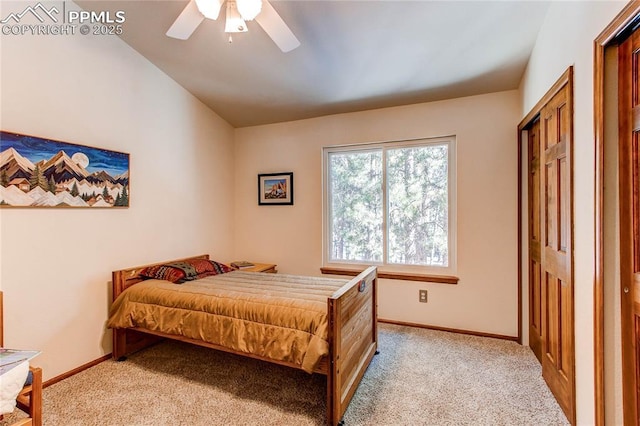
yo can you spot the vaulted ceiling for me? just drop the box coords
[77,1,550,127]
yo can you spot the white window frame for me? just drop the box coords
[322,136,457,275]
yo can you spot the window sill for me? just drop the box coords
[320,267,459,284]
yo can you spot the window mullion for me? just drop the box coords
[382,147,388,266]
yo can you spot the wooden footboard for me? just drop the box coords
[327,266,378,426]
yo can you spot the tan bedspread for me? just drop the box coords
[107,271,348,373]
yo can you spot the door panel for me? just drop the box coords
[529,119,543,362]
[540,82,575,424]
[559,156,568,253]
[544,273,559,363]
[618,30,640,426]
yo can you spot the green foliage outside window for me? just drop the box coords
[327,140,451,268]
[329,151,383,263]
[386,144,448,266]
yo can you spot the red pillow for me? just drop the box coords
[139,259,234,283]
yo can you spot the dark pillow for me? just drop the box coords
[207,260,236,275]
[139,264,186,283]
[139,259,235,284]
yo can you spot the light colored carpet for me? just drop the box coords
[2,323,569,425]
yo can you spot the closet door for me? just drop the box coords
[539,81,575,424]
[618,30,640,426]
[528,119,543,363]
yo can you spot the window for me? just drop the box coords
[323,137,456,274]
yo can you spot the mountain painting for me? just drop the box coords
[0,131,130,208]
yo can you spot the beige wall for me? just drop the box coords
[0,3,236,380]
[234,90,521,337]
[518,1,627,423]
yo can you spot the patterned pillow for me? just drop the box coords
[139,264,186,283]
[139,259,235,284]
[207,260,236,275]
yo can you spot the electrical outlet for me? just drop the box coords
[419,289,428,303]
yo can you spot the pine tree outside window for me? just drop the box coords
[323,137,456,274]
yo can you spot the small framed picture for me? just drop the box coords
[258,172,293,205]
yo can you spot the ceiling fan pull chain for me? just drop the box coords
[228,34,233,44]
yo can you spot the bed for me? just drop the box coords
[108,254,378,426]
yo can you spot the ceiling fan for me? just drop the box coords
[166,0,300,52]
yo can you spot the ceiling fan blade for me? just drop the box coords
[254,1,300,52]
[166,0,205,40]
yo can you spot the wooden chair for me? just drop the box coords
[0,291,42,426]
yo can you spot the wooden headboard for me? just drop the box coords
[111,254,210,301]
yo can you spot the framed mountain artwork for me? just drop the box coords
[0,131,130,208]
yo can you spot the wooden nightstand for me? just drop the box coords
[239,263,277,273]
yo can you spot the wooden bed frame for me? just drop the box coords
[111,254,378,426]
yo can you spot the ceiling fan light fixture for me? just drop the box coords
[225,1,248,33]
[236,0,262,21]
[195,0,223,20]
[166,0,299,52]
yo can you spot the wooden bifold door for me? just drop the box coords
[528,118,543,363]
[539,76,574,424]
[522,68,575,425]
[618,29,640,426]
